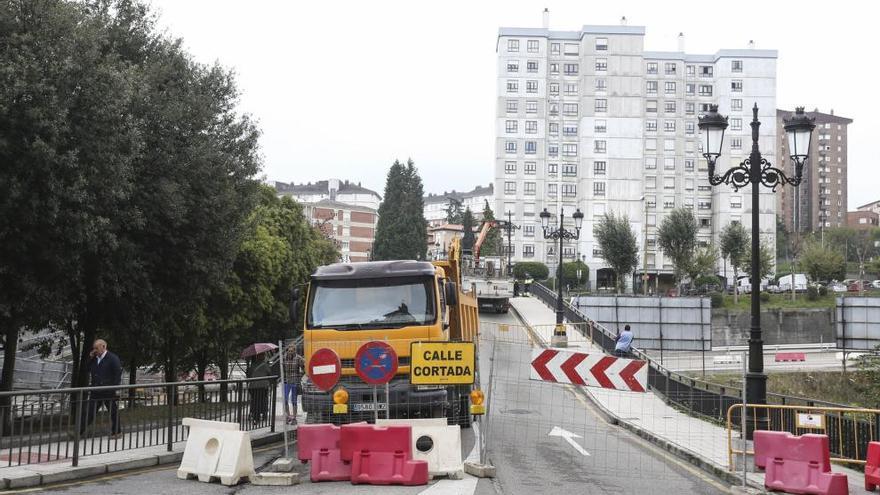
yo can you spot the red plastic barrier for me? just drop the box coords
[866,441,880,491]
[775,352,806,362]
[340,424,428,486]
[754,432,848,495]
[296,424,351,482]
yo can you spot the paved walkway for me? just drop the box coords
[509,295,866,492]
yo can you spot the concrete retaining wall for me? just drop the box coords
[711,308,834,347]
[570,295,711,351]
[836,297,880,350]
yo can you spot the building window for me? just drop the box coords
[562,163,578,176]
[525,141,537,154]
[549,82,559,96]
[507,61,519,73]
[594,182,606,196]
[647,62,658,74]
[524,161,536,174]
[664,157,675,170]
[645,138,657,151]
[523,226,535,237]
[730,196,742,209]
[527,40,539,52]
[549,62,559,74]
[686,83,695,95]
[523,244,535,257]
[646,196,656,208]
[526,101,537,113]
[524,182,536,195]
[646,176,657,189]
[686,102,695,115]
[564,83,578,96]
[685,159,694,171]
[646,100,657,113]
[700,65,713,77]
[594,99,607,113]
[595,79,607,91]
[504,161,516,174]
[730,118,742,131]
[551,43,560,55]
[646,120,658,132]
[593,141,606,153]
[731,99,743,111]
[526,80,538,93]
[564,63,579,75]
[731,138,742,150]
[663,177,674,189]
[685,122,695,135]
[730,60,743,73]
[547,163,558,176]
[549,122,558,135]
[685,178,694,190]
[562,184,577,197]
[548,144,558,157]
[698,84,713,96]
[698,199,711,210]
[504,181,516,194]
[507,39,519,52]
[506,100,517,113]
[563,103,578,116]
[505,120,518,133]
[646,81,658,94]
[664,120,676,132]
[698,184,711,192]
[549,101,559,115]
[505,141,517,153]
[593,161,606,175]
[595,37,608,51]
[595,59,607,72]
[731,80,743,92]
[686,65,695,76]
[563,123,578,136]
[700,218,711,228]
[700,103,711,112]
[562,143,578,156]
[665,63,677,75]
[525,120,538,134]
[664,101,676,114]
[663,196,675,208]
[507,80,518,93]
[547,183,557,196]
[665,81,676,94]
[645,157,657,169]
[595,119,606,133]
[527,60,539,73]
[564,43,579,55]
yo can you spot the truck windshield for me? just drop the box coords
[308,276,436,330]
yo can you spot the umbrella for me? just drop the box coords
[240,343,278,358]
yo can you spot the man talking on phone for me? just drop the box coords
[79,339,123,438]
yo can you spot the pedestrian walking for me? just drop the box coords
[248,355,270,425]
[79,339,123,438]
[614,324,634,358]
[283,345,304,425]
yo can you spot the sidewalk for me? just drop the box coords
[509,295,865,492]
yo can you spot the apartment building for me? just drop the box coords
[273,178,381,210]
[424,184,495,227]
[776,109,853,233]
[495,18,777,288]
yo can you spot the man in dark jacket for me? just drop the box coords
[80,339,123,437]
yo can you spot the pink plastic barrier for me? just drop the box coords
[341,424,428,486]
[753,432,848,495]
[296,424,351,482]
[775,352,806,362]
[866,441,880,492]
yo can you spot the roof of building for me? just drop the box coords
[274,179,381,199]
[498,25,646,40]
[639,49,778,62]
[424,184,494,205]
[312,260,435,281]
[857,200,880,210]
[302,198,377,213]
[776,108,853,125]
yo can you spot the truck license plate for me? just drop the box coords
[351,402,388,412]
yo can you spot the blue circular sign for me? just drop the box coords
[354,341,398,385]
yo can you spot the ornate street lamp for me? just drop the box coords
[540,207,584,347]
[699,104,815,437]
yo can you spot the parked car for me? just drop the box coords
[778,273,808,293]
[848,280,869,292]
[829,282,848,293]
[737,276,770,294]
[872,280,880,290]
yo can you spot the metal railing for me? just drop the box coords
[531,283,858,422]
[0,376,277,467]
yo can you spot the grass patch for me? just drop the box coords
[695,370,879,408]
[718,292,837,310]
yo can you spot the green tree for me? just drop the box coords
[445,198,463,225]
[870,258,880,278]
[480,200,502,257]
[461,208,476,253]
[373,159,428,260]
[739,240,775,282]
[513,262,549,281]
[800,241,846,282]
[593,213,639,294]
[561,261,590,289]
[720,222,749,303]
[776,215,789,260]
[686,244,719,285]
[657,208,698,291]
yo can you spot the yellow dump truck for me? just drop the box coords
[300,238,480,425]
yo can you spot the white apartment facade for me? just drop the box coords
[424,184,495,227]
[495,22,777,288]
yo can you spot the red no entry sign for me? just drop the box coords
[355,341,398,385]
[307,348,341,391]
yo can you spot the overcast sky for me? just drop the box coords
[151,0,878,208]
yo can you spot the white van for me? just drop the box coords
[778,273,808,292]
[737,276,769,294]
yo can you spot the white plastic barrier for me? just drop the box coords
[377,418,463,478]
[177,418,255,486]
[712,354,742,365]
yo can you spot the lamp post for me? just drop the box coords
[540,207,584,347]
[500,211,521,277]
[699,104,815,437]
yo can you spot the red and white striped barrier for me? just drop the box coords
[530,349,648,393]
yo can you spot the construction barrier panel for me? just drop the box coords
[754,431,849,495]
[377,418,463,478]
[296,423,351,482]
[866,442,880,491]
[341,424,428,485]
[176,418,255,486]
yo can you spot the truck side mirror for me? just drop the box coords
[445,281,458,306]
[289,287,302,323]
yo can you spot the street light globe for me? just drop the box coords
[784,106,817,173]
[539,208,551,230]
[697,104,728,165]
[572,209,584,230]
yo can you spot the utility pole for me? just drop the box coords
[501,211,520,278]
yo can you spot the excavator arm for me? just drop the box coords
[473,221,495,264]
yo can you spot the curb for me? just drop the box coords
[506,301,764,493]
[1,431,286,490]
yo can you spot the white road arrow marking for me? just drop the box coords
[548,426,590,456]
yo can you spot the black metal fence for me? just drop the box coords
[0,376,277,467]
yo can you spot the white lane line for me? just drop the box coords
[417,477,479,495]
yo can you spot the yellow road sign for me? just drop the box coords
[410,342,475,385]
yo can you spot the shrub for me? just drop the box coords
[818,285,828,297]
[710,293,723,308]
[513,261,549,281]
[760,292,770,302]
[807,286,819,301]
